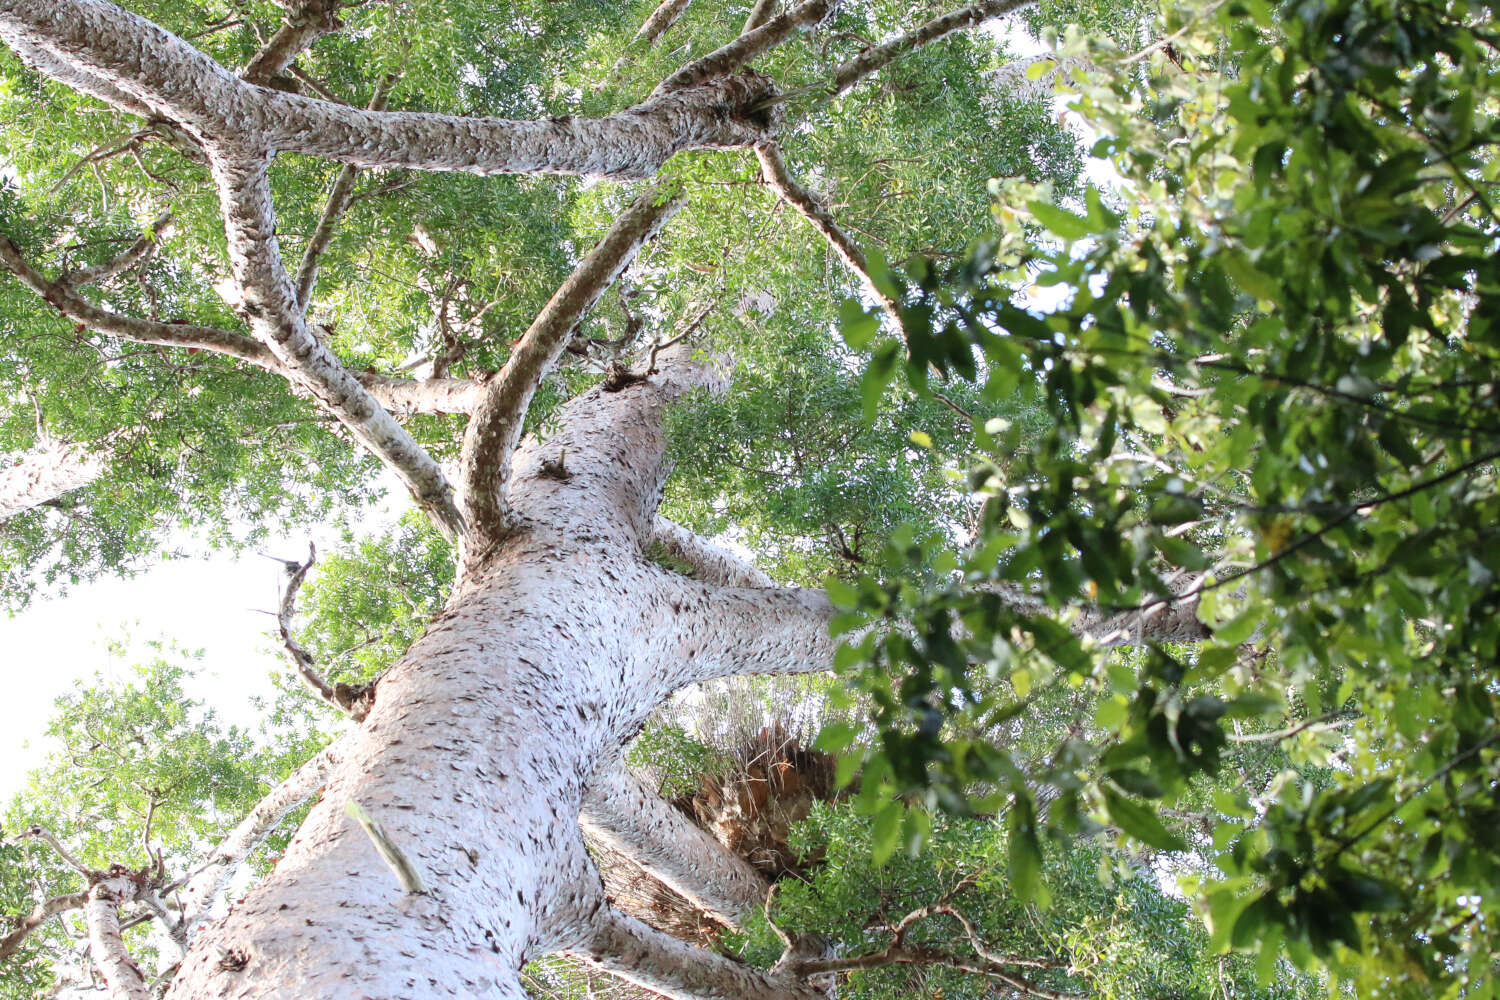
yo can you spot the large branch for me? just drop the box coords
[580,762,769,928]
[669,582,838,687]
[0,891,86,960]
[458,187,684,554]
[240,0,344,86]
[825,0,1035,98]
[755,142,904,331]
[174,741,343,935]
[0,440,110,523]
[982,578,1209,647]
[650,516,774,588]
[210,153,467,541]
[85,872,151,1000]
[653,0,831,94]
[571,906,824,1000]
[261,74,779,178]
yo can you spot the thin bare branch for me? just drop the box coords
[458,186,684,556]
[17,826,96,878]
[294,72,398,309]
[755,142,904,331]
[58,211,174,287]
[275,542,373,719]
[0,892,86,960]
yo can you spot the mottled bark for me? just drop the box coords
[0,440,109,523]
[635,0,693,46]
[572,907,824,1000]
[0,892,85,960]
[209,153,467,541]
[86,873,151,1000]
[581,763,769,927]
[654,0,831,94]
[175,742,345,937]
[240,0,344,86]
[756,142,904,331]
[826,0,1035,98]
[650,516,774,588]
[458,187,683,556]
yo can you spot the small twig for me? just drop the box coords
[344,799,425,894]
[275,542,373,719]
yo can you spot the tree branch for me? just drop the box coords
[666,582,837,688]
[825,0,1035,98]
[0,439,111,523]
[294,72,398,309]
[570,905,824,1000]
[580,762,769,928]
[17,826,96,878]
[57,211,174,287]
[650,516,774,588]
[653,0,832,94]
[240,0,345,86]
[981,577,1210,646]
[209,153,468,542]
[85,871,151,1000]
[0,892,86,961]
[755,142,904,331]
[458,186,684,556]
[275,543,374,719]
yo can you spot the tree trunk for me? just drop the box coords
[164,352,828,999]
[0,440,109,523]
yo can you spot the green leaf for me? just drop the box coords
[1028,201,1094,241]
[1103,787,1188,851]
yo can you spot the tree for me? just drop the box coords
[1,0,1493,999]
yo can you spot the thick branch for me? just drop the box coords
[240,0,344,86]
[174,741,342,934]
[210,153,467,542]
[263,73,780,178]
[669,583,837,687]
[580,762,769,928]
[653,0,831,94]
[0,892,86,960]
[756,142,903,331]
[294,72,397,308]
[459,187,684,553]
[982,578,1209,646]
[572,906,824,1000]
[743,0,780,33]
[85,872,151,1000]
[826,0,1035,98]
[650,516,774,588]
[0,440,110,523]
[634,0,693,46]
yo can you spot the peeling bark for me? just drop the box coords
[86,872,151,1000]
[581,763,769,928]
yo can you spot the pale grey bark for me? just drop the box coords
[650,516,774,588]
[826,0,1035,97]
[635,0,693,46]
[86,873,151,1000]
[654,0,831,94]
[580,763,769,928]
[0,440,109,523]
[175,741,345,937]
[209,153,467,542]
[572,906,824,1000]
[458,187,683,556]
[240,0,344,86]
[0,891,86,960]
